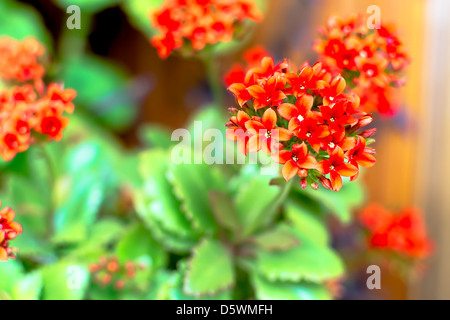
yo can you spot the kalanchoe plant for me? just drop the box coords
[314,15,410,116]
[226,56,376,192]
[134,145,350,300]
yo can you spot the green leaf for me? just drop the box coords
[139,124,175,149]
[252,224,300,252]
[184,239,235,297]
[69,219,123,259]
[41,263,89,300]
[256,235,345,283]
[209,191,241,233]
[134,190,198,253]
[285,201,329,247]
[0,0,52,47]
[138,150,197,238]
[168,161,226,233]
[53,175,105,244]
[61,56,137,131]
[251,273,331,300]
[234,171,280,236]
[116,224,167,269]
[0,260,25,296]
[54,0,122,13]
[11,272,43,300]
[298,181,364,224]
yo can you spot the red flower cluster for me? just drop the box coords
[0,37,45,83]
[226,56,376,191]
[150,0,263,58]
[0,37,76,162]
[314,15,410,116]
[0,202,23,261]
[224,46,270,86]
[0,84,76,161]
[89,256,146,291]
[360,204,432,259]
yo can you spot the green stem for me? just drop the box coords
[243,178,296,238]
[203,51,225,110]
[58,12,93,61]
[265,178,295,218]
[39,146,56,238]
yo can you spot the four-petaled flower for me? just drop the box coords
[318,147,358,191]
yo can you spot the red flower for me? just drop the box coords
[245,108,292,154]
[226,110,251,155]
[284,66,314,96]
[277,94,314,122]
[317,146,358,191]
[319,100,356,134]
[0,202,22,261]
[291,114,330,145]
[247,75,287,110]
[318,75,346,105]
[275,142,318,181]
[347,136,376,168]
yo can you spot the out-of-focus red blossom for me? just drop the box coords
[0,37,76,162]
[150,0,263,58]
[314,15,410,116]
[0,83,76,161]
[226,55,377,191]
[224,46,270,86]
[360,204,432,259]
[0,202,23,261]
[89,256,146,291]
[0,37,45,83]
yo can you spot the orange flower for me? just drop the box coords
[245,108,292,154]
[150,0,263,58]
[226,110,251,156]
[317,146,358,191]
[247,75,287,110]
[275,142,318,181]
[0,202,23,261]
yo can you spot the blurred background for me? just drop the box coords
[1,0,448,299]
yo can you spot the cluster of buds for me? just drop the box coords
[226,56,376,192]
[314,15,410,116]
[150,0,263,58]
[89,256,146,291]
[0,36,76,162]
[360,204,432,259]
[0,202,23,261]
